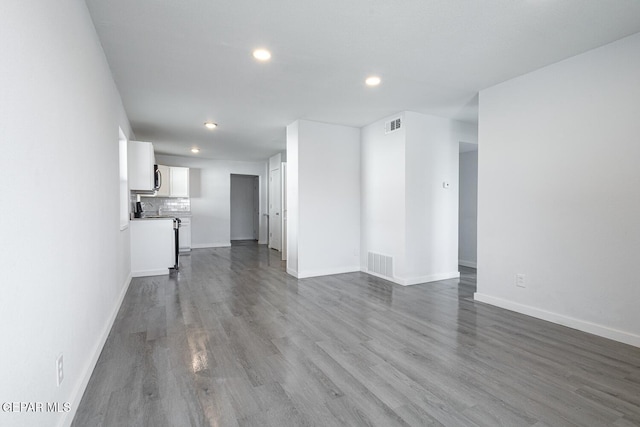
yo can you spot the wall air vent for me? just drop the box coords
[384,118,401,134]
[367,252,393,278]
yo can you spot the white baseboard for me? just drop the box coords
[191,242,232,249]
[131,268,169,277]
[363,269,399,284]
[295,265,361,279]
[362,269,460,286]
[61,273,132,427]
[258,240,267,245]
[286,267,299,278]
[458,259,477,268]
[397,271,460,286]
[474,293,640,348]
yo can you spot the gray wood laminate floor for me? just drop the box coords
[72,243,640,426]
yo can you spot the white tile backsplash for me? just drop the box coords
[130,194,191,214]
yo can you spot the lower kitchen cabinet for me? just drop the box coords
[130,218,174,276]
[179,217,191,252]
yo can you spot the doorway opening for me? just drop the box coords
[230,174,259,243]
[269,166,282,252]
[458,142,478,271]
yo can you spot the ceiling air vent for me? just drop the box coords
[385,117,401,134]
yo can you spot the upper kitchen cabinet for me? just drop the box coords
[170,167,189,197]
[128,141,156,192]
[155,165,189,197]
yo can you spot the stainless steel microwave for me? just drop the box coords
[154,164,161,191]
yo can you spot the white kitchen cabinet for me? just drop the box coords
[170,167,189,197]
[179,217,191,252]
[128,141,156,191]
[130,218,175,276]
[149,165,189,197]
[156,165,171,197]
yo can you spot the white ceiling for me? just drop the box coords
[85,0,640,161]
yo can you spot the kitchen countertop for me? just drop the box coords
[131,211,192,221]
[130,217,175,221]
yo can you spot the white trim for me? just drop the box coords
[295,265,360,279]
[191,242,232,249]
[61,273,132,427]
[474,293,640,348]
[397,271,460,286]
[258,240,268,245]
[286,268,299,278]
[131,268,169,277]
[363,269,400,284]
[362,269,460,286]
[458,259,477,268]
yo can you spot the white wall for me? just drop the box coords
[230,174,258,240]
[155,155,268,246]
[286,120,360,278]
[360,113,408,277]
[286,123,300,275]
[404,112,462,282]
[361,112,471,285]
[459,150,478,267]
[476,32,640,347]
[0,1,133,426]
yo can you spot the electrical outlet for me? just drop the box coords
[56,354,64,387]
[515,273,526,288]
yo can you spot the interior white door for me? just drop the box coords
[253,176,259,240]
[269,168,281,251]
[281,163,287,261]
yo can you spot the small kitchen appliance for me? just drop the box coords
[133,201,143,218]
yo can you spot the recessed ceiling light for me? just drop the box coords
[191,147,200,153]
[253,49,271,61]
[365,76,381,86]
[204,122,217,129]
